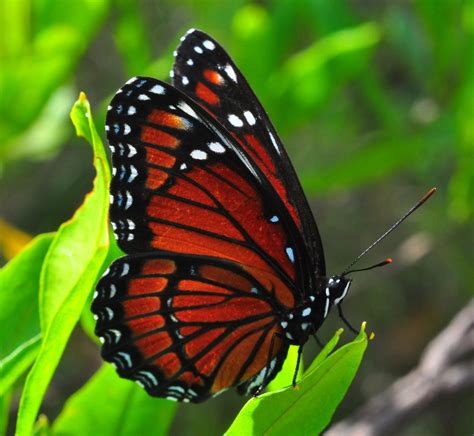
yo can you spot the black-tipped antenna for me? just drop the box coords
[342,188,436,276]
[345,258,392,275]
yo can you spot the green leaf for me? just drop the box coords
[226,326,368,435]
[15,93,111,436]
[0,0,110,165]
[0,392,11,436]
[52,365,176,436]
[266,345,303,393]
[0,233,54,396]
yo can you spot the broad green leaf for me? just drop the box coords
[80,235,124,343]
[52,365,176,436]
[226,326,368,435]
[0,233,54,396]
[15,93,110,436]
[267,345,303,393]
[305,328,344,374]
[39,92,109,330]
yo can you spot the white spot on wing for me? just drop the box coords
[270,215,279,223]
[150,84,165,94]
[128,165,138,183]
[139,370,158,386]
[138,94,150,101]
[123,124,131,135]
[208,142,225,153]
[117,351,132,368]
[186,58,194,66]
[110,329,121,342]
[127,144,137,157]
[224,64,237,82]
[126,77,137,85]
[203,40,215,50]
[125,191,133,209]
[109,284,117,298]
[182,76,189,85]
[121,263,130,277]
[194,46,203,54]
[302,307,311,317]
[177,101,198,119]
[228,114,243,127]
[269,131,281,154]
[244,110,256,125]
[127,106,136,115]
[286,247,295,263]
[105,307,114,320]
[191,149,207,160]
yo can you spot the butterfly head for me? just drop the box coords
[279,276,352,345]
[326,275,352,307]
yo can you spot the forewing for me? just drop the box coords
[106,76,311,295]
[172,29,325,276]
[92,253,289,402]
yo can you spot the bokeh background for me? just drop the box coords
[1,0,472,434]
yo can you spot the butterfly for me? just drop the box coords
[91,28,376,403]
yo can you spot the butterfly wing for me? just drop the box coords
[93,252,289,402]
[172,29,325,279]
[105,77,312,296]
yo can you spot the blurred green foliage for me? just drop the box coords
[0,0,472,435]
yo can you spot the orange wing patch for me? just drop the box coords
[196,82,220,106]
[203,69,224,85]
[148,109,190,129]
[141,126,179,148]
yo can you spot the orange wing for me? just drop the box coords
[106,77,312,300]
[93,253,289,402]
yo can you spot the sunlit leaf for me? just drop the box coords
[15,93,110,436]
[0,233,54,396]
[226,326,367,435]
[52,365,176,436]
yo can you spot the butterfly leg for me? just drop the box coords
[337,304,359,334]
[292,345,304,387]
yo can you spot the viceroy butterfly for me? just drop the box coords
[92,29,435,403]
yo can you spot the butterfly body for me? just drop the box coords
[279,276,352,345]
[92,29,353,403]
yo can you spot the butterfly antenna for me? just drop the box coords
[342,188,436,276]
